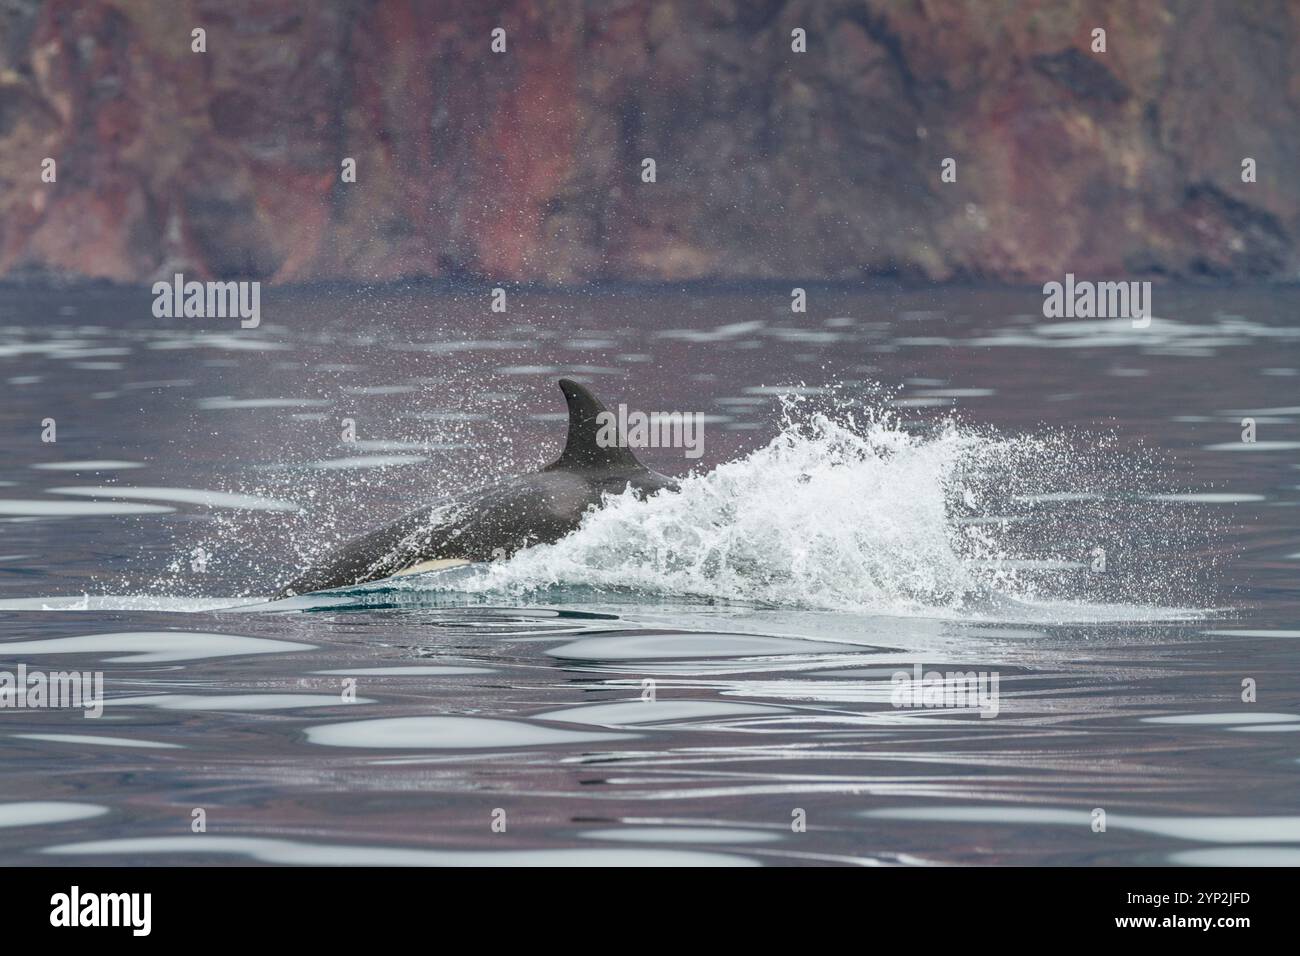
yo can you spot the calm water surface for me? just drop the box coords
[0,283,1297,866]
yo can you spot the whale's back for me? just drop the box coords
[274,380,677,598]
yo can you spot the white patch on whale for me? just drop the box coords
[394,558,473,577]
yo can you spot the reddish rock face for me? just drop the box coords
[0,0,1296,285]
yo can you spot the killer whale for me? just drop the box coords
[274,379,677,598]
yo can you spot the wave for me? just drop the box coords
[378,393,1213,618]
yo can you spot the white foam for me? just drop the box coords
[387,404,1201,621]
[442,413,997,613]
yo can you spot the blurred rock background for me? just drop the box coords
[0,0,1296,285]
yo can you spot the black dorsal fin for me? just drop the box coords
[549,378,646,472]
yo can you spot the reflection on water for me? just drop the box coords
[43,835,754,867]
[0,284,1297,866]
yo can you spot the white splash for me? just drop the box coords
[393,406,1028,614]
[383,396,1208,620]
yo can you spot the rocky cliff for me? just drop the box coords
[1,0,1297,285]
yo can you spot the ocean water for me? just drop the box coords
[1,282,1297,866]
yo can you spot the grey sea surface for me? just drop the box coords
[0,283,1297,866]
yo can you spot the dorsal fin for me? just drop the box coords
[549,378,646,472]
